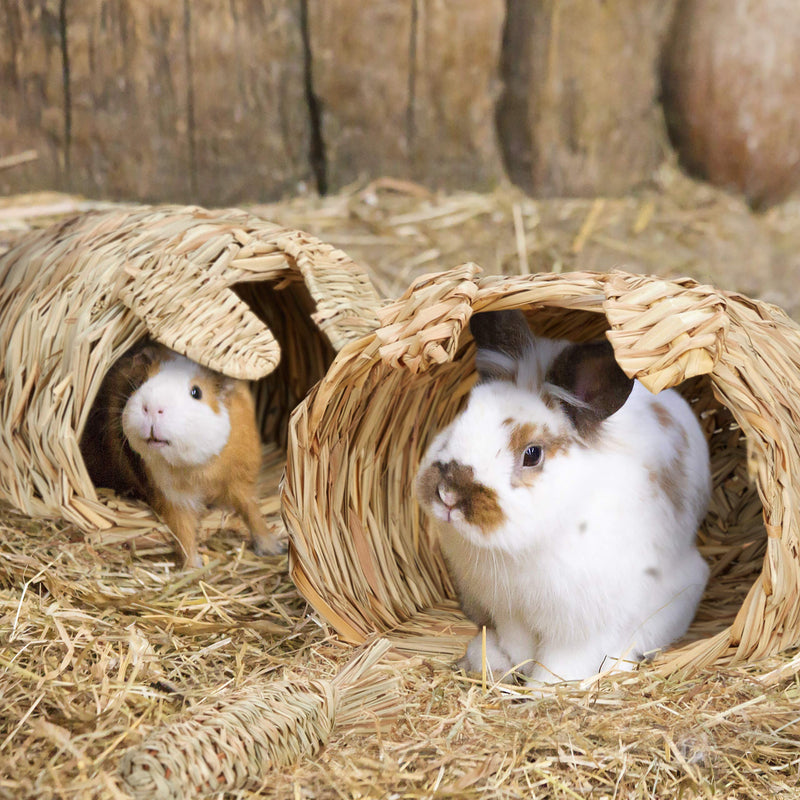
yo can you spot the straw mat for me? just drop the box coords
[283,264,800,675]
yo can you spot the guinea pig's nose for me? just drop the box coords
[142,403,164,416]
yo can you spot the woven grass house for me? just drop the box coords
[283,263,800,676]
[0,205,380,543]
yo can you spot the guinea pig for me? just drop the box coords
[80,341,284,567]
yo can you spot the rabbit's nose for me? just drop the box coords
[438,484,460,509]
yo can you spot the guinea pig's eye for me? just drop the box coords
[190,385,203,400]
[522,444,544,468]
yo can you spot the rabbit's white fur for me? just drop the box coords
[416,314,711,685]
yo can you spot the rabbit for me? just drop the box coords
[80,340,284,568]
[415,309,711,684]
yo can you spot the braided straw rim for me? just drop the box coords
[0,205,380,534]
[283,264,800,675]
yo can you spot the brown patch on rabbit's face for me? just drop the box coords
[416,459,505,533]
[505,420,573,488]
[507,422,571,457]
[508,422,536,457]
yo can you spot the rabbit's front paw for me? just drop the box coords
[457,629,516,681]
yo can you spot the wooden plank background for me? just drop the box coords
[1,0,676,204]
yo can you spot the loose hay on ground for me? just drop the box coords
[5,510,800,800]
[2,170,800,798]
[252,166,800,320]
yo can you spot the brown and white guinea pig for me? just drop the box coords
[80,341,284,567]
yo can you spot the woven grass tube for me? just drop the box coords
[118,639,399,798]
[283,263,800,675]
[0,205,380,539]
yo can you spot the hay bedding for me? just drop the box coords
[3,507,800,799]
[1,172,800,798]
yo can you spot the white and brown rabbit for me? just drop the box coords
[416,310,711,684]
[81,341,284,568]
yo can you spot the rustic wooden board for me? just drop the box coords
[307,0,506,192]
[502,0,676,197]
[7,0,765,204]
[0,1,66,193]
[0,0,312,205]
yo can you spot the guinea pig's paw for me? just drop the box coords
[251,533,288,557]
[185,552,204,570]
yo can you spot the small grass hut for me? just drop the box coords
[283,263,800,675]
[0,204,380,549]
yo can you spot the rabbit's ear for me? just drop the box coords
[469,310,533,382]
[546,339,634,436]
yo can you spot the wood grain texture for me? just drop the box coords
[520,0,675,197]
[0,0,311,204]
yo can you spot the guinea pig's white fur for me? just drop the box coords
[122,352,231,472]
[416,312,711,685]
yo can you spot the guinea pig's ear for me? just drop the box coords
[130,344,160,369]
[545,339,634,437]
[212,373,238,401]
[469,309,533,382]
[127,342,165,380]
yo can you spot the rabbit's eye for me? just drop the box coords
[523,445,544,468]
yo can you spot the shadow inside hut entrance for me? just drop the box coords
[677,373,768,644]
[233,280,336,451]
